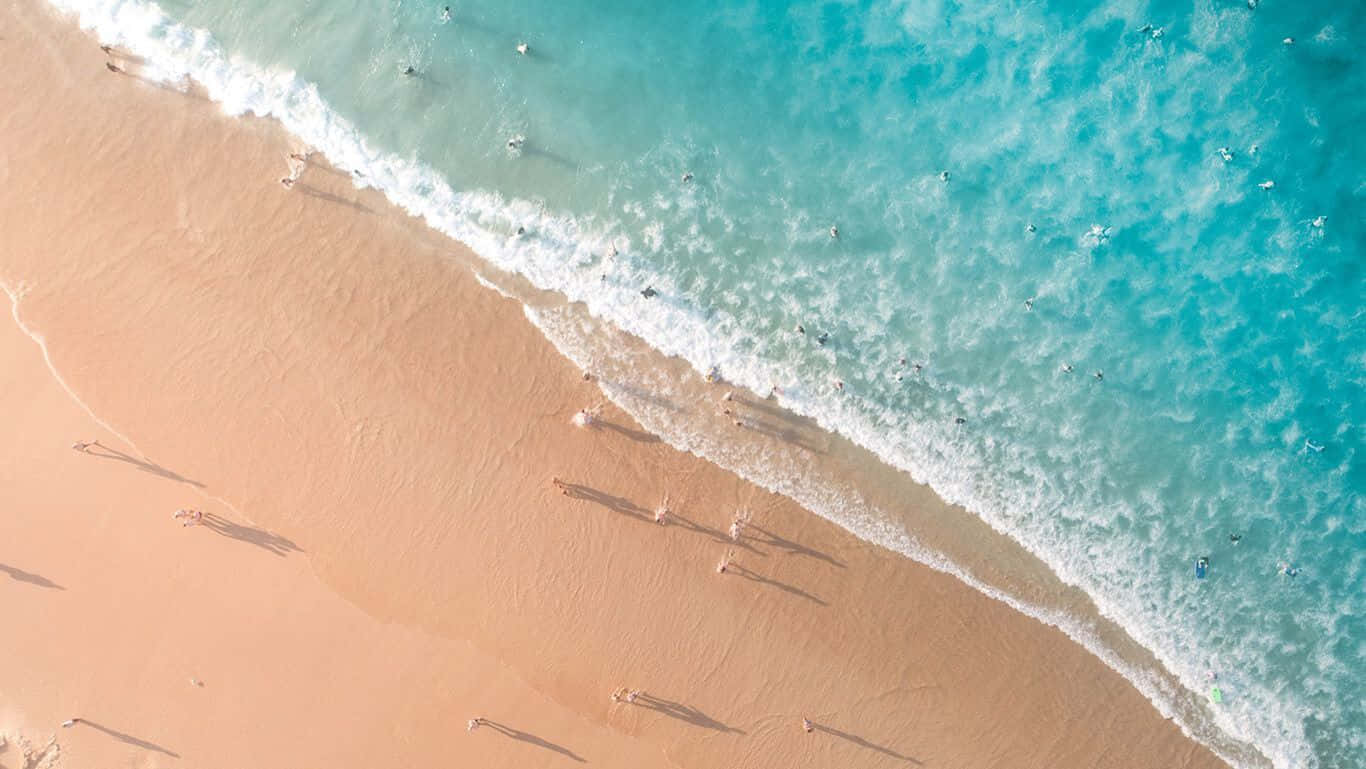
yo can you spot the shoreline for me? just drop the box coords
[2,1,1249,767]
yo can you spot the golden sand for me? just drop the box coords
[0,1,1232,766]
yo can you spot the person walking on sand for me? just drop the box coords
[71,440,95,452]
[552,477,569,495]
[717,549,734,574]
[802,716,814,733]
[467,717,484,732]
[105,62,123,74]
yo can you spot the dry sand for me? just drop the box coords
[0,1,1230,767]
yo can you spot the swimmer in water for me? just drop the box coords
[516,42,529,55]
[795,323,805,335]
[939,170,950,182]
[1094,370,1104,381]
[1258,180,1275,190]
[403,65,416,76]
[1229,533,1242,544]
[829,225,839,239]
[1283,37,1295,45]
[1026,223,1037,233]
[680,172,693,183]
[1136,23,1153,34]
[816,332,829,346]
[954,417,966,425]
[1061,363,1074,373]
[441,6,451,21]
[506,135,525,151]
[912,363,923,375]
[1024,297,1035,311]
[1088,224,1111,242]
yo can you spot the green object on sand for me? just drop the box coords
[1210,687,1223,704]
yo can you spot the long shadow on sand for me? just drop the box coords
[480,720,585,763]
[727,562,826,606]
[561,482,650,519]
[812,722,922,764]
[75,719,179,758]
[200,513,301,557]
[0,562,63,589]
[746,523,845,569]
[295,183,374,214]
[633,693,745,734]
[82,441,204,487]
[595,419,660,444]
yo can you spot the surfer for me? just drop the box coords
[1026,223,1037,233]
[441,6,451,21]
[1094,370,1104,381]
[1061,363,1074,373]
[829,225,839,239]
[795,323,805,335]
[1303,439,1325,453]
[681,172,693,183]
[816,332,829,346]
[1024,297,1035,311]
[939,170,950,182]
[1229,533,1242,544]
[1283,37,1295,45]
[954,417,967,425]
[516,42,529,55]
[1258,180,1275,190]
[1217,147,1234,162]
[402,65,416,76]
[506,135,525,151]
[1310,215,1326,229]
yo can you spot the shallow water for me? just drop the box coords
[56,0,1365,766]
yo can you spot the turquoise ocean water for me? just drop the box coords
[58,0,1363,765]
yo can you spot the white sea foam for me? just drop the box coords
[42,2,1328,767]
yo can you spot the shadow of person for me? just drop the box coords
[0,562,63,589]
[727,562,827,606]
[294,183,374,214]
[82,441,204,487]
[594,419,661,444]
[75,719,179,758]
[812,722,922,764]
[561,482,650,520]
[200,513,302,557]
[747,523,846,568]
[632,693,745,734]
[480,720,585,763]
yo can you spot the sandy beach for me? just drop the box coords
[0,1,1231,767]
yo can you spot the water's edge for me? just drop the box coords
[37,1,1279,766]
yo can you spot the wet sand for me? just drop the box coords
[0,1,1231,767]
